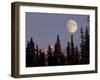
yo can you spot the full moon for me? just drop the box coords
[66,19,78,33]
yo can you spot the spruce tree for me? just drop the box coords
[80,28,85,63]
[35,44,39,66]
[84,26,89,63]
[70,34,75,64]
[54,35,62,65]
[66,42,71,64]
[47,45,53,66]
[75,46,79,64]
[26,37,36,67]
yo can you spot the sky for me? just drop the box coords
[26,12,89,49]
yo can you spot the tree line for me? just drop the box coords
[26,26,89,67]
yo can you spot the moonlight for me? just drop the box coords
[66,19,78,33]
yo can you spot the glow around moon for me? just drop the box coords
[66,19,78,33]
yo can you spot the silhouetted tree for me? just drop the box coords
[66,42,71,64]
[75,46,79,63]
[84,26,89,63]
[83,16,90,64]
[80,28,85,63]
[54,35,63,65]
[39,49,46,66]
[47,45,54,66]
[70,34,75,64]
[59,52,66,65]
[26,41,31,67]
[35,44,39,66]
[26,37,36,67]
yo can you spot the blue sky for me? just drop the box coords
[26,12,89,49]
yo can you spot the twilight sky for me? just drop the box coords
[26,12,89,49]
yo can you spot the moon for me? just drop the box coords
[66,19,78,33]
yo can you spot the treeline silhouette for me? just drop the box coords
[26,27,89,67]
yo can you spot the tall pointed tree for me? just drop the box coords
[47,45,54,66]
[84,26,89,63]
[35,44,39,66]
[66,42,71,64]
[83,16,90,63]
[80,27,85,63]
[26,37,36,67]
[70,34,75,64]
[54,35,62,65]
